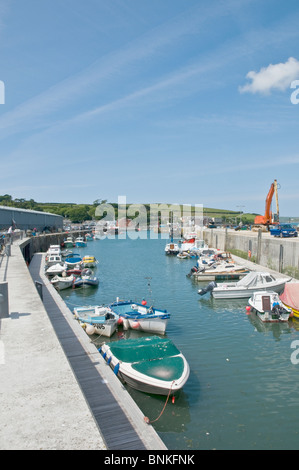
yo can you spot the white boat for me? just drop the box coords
[248,291,291,322]
[99,336,190,396]
[51,274,74,290]
[45,263,66,276]
[192,261,249,281]
[45,254,63,267]
[198,271,291,299]
[109,300,170,335]
[179,234,196,252]
[46,245,61,256]
[73,305,119,337]
[165,241,180,255]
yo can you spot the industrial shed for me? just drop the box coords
[0,205,63,231]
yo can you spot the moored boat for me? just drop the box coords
[75,236,87,247]
[64,236,75,248]
[109,299,170,335]
[191,261,249,281]
[74,305,118,337]
[64,254,82,267]
[99,336,190,396]
[280,282,299,318]
[248,291,291,322]
[45,253,63,267]
[82,255,98,268]
[165,241,180,255]
[198,271,291,299]
[51,274,75,290]
[45,263,66,276]
[73,268,99,287]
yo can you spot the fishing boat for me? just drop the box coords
[75,236,87,247]
[248,291,291,322]
[165,241,180,255]
[45,254,63,267]
[109,299,170,335]
[64,236,75,248]
[64,254,82,267]
[179,234,196,252]
[165,221,180,255]
[198,271,290,299]
[46,245,61,257]
[51,273,75,290]
[280,282,299,318]
[81,255,98,268]
[73,305,119,337]
[99,336,190,396]
[73,268,99,287]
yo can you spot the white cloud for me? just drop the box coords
[239,57,299,94]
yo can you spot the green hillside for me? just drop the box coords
[0,194,256,224]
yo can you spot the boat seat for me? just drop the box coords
[262,295,271,312]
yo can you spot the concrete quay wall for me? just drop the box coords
[201,228,299,278]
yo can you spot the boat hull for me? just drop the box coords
[194,270,248,281]
[74,306,118,337]
[121,316,168,335]
[110,300,170,335]
[99,337,190,395]
[212,282,287,299]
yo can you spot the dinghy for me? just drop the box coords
[73,268,99,287]
[74,305,118,337]
[51,274,74,290]
[99,336,190,395]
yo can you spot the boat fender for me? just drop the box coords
[114,363,120,375]
[107,356,112,365]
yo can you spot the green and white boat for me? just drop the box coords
[99,336,190,396]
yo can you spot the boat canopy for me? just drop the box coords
[236,272,276,288]
[108,336,180,364]
[280,283,299,310]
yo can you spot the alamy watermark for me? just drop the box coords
[94,196,203,239]
[290,80,299,104]
[0,80,5,104]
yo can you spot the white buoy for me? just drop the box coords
[85,324,96,335]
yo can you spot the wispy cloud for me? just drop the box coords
[239,57,299,94]
[0,0,257,139]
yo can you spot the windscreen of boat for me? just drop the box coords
[109,337,180,363]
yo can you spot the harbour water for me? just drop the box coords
[60,233,299,450]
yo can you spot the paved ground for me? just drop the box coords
[0,240,166,450]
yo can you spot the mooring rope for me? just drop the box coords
[144,381,175,425]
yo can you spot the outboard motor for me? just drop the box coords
[186,266,198,278]
[198,281,217,296]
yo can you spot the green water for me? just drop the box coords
[60,233,299,450]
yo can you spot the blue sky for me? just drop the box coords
[1,0,299,216]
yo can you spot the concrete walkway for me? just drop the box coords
[0,241,166,450]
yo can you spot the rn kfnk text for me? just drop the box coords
[0,80,4,104]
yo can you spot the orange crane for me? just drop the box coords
[254,180,279,227]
